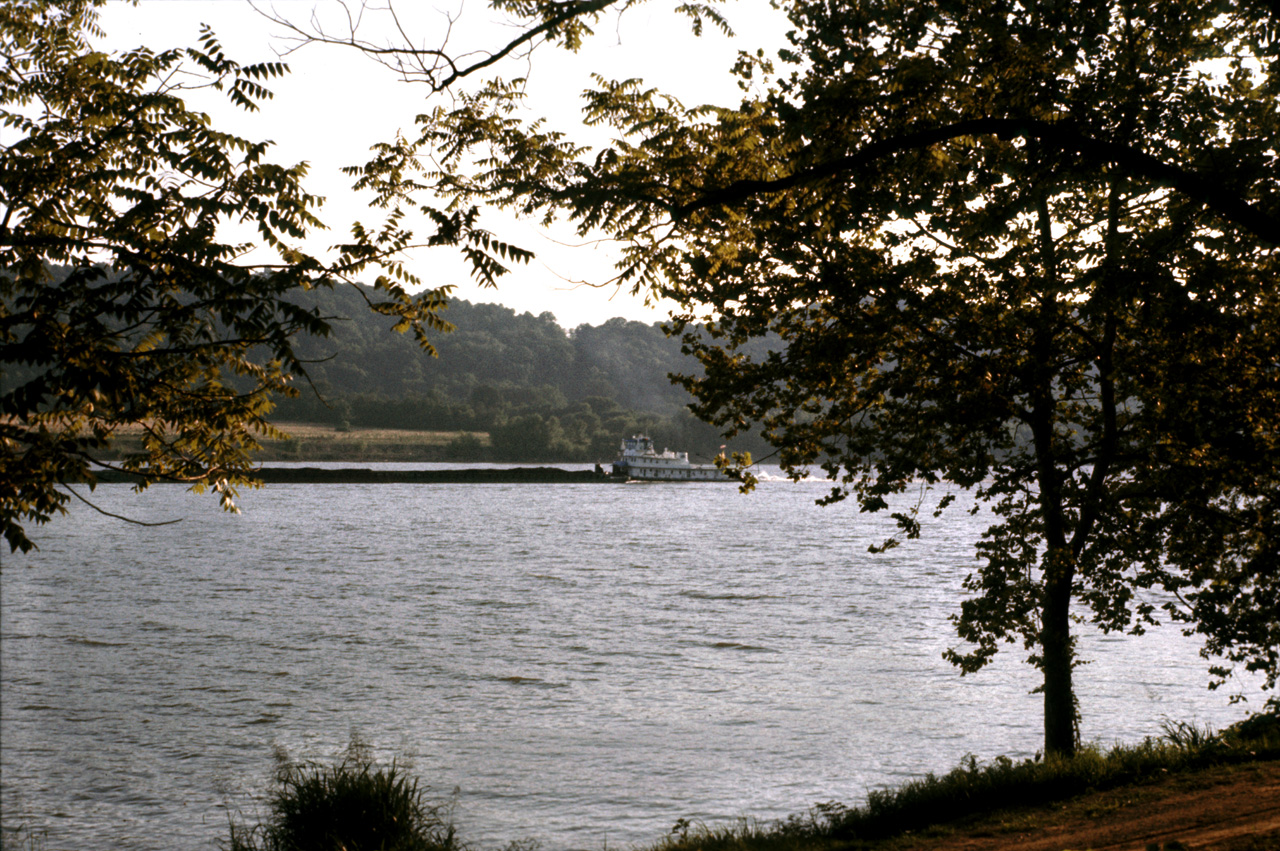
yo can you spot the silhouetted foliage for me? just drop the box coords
[0,0,525,551]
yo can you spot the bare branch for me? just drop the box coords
[251,0,626,92]
[61,483,183,527]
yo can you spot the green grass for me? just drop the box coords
[640,708,1280,851]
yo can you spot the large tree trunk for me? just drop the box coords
[1030,185,1078,758]
[1041,567,1077,757]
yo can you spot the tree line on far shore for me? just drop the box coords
[269,284,773,462]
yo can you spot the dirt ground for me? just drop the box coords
[896,759,1280,851]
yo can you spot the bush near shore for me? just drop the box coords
[226,740,459,851]
[220,709,1279,851]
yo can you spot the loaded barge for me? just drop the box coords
[89,436,731,485]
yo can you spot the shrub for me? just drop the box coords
[228,741,457,851]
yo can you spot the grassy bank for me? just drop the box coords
[208,711,1280,851]
[647,713,1280,851]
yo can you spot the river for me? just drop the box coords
[0,469,1264,849]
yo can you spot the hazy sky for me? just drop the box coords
[93,0,787,329]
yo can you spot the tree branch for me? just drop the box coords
[676,117,1280,246]
[253,0,624,92]
[60,483,183,527]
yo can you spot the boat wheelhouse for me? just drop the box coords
[611,435,728,481]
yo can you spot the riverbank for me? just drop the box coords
[93,465,612,484]
[656,761,1280,851]
[884,758,1279,851]
[93,422,622,465]
[93,422,500,463]
[89,422,619,481]
[216,716,1280,851]
[642,715,1280,851]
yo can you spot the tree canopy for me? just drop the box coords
[268,288,714,418]
[0,0,539,552]
[295,0,1280,755]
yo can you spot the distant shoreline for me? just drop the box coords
[93,465,616,485]
[92,422,619,466]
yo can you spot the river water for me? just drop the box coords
[0,470,1264,850]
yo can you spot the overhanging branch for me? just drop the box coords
[676,117,1280,246]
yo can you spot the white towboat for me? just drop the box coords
[611,435,729,481]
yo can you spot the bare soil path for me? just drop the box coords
[889,760,1280,851]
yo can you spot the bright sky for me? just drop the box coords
[95,0,787,329]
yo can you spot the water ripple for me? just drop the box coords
[1,479,1264,851]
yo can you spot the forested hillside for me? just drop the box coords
[270,285,770,462]
[2,274,769,463]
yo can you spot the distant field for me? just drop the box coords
[258,422,490,461]
[268,422,484,444]
[95,422,491,463]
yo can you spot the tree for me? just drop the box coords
[284,0,1280,756]
[654,1,1280,758]
[0,0,530,552]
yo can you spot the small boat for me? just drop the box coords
[611,435,729,481]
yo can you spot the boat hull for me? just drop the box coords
[611,462,728,481]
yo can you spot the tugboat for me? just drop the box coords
[611,435,729,481]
